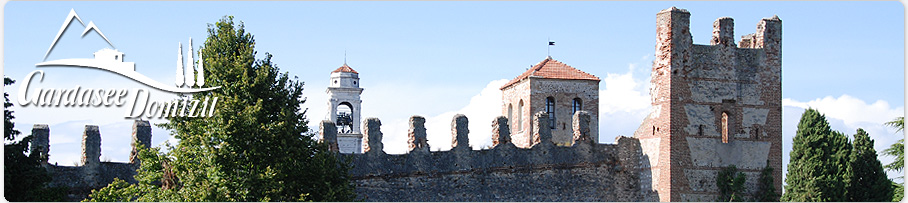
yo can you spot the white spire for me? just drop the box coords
[185,38,195,87]
[175,42,184,87]
[197,49,205,87]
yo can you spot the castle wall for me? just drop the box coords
[325,111,645,201]
[635,7,782,201]
[34,120,152,201]
[529,78,599,146]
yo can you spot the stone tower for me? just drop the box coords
[500,56,600,148]
[633,7,782,201]
[325,63,364,154]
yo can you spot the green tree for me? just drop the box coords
[884,116,904,202]
[717,165,746,202]
[883,117,903,173]
[845,128,893,201]
[782,108,852,202]
[754,162,780,202]
[86,16,356,202]
[4,77,65,201]
[892,181,904,202]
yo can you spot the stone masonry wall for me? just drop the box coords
[634,7,782,201]
[33,120,152,201]
[501,77,599,148]
[322,111,645,201]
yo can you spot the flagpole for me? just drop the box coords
[547,37,550,57]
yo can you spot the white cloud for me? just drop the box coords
[783,95,904,126]
[599,64,651,115]
[598,63,651,143]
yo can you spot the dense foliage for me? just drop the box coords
[782,108,852,201]
[884,116,904,202]
[4,77,65,201]
[883,117,904,173]
[86,16,356,202]
[845,128,893,201]
[754,162,780,202]
[716,165,746,202]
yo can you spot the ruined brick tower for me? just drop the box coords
[501,57,600,147]
[326,63,364,154]
[634,7,782,201]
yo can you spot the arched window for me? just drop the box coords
[721,112,729,143]
[336,102,354,133]
[518,100,524,130]
[546,97,555,129]
[572,98,582,114]
[507,104,513,129]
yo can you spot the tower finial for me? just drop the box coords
[344,50,347,65]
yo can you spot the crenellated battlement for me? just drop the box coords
[320,111,650,201]
[643,7,783,201]
[29,120,152,201]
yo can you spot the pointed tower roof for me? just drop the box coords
[500,57,600,90]
[332,63,359,74]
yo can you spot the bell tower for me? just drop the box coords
[326,63,364,154]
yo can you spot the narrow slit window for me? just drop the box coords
[721,112,729,143]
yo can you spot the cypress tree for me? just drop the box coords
[846,128,893,201]
[782,108,852,201]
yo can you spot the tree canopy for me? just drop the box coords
[86,16,356,202]
[782,108,852,202]
[845,128,893,201]
[4,77,65,201]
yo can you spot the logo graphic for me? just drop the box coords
[20,9,220,118]
[35,9,219,94]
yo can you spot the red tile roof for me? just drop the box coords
[332,63,358,74]
[500,57,600,90]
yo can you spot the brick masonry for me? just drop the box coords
[632,7,782,201]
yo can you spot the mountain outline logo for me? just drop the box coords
[36,9,220,94]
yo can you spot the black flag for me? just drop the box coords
[549,41,555,46]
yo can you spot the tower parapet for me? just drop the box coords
[637,7,783,202]
[31,124,50,167]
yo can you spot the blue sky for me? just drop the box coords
[3,1,905,182]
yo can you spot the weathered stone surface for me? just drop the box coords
[451,114,470,150]
[408,115,429,153]
[320,120,339,152]
[635,7,782,201]
[685,137,771,170]
[531,111,553,148]
[491,116,512,147]
[31,124,50,165]
[81,125,101,187]
[711,17,735,46]
[130,120,152,164]
[572,110,592,145]
[362,118,384,154]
